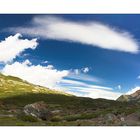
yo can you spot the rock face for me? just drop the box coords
[104,113,119,124]
[117,95,130,102]
[23,101,51,120]
[117,90,140,102]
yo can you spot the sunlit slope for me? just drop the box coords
[0,73,69,98]
[117,90,140,102]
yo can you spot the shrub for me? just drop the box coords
[18,114,38,122]
[50,116,62,122]
[64,114,81,121]
[64,113,99,121]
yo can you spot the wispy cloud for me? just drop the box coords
[58,79,122,100]
[125,86,140,95]
[137,75,140,79]
[117,85,121,90]
[73,87,122,100]
[9,16,139,53]
[68,68,102,83]
[60,79,112,90]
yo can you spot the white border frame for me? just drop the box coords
[0,0,140,140]
[0,0,140,13]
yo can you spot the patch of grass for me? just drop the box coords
[0,116,47,126]
[50,116,62,122]
[64,113,99,121]
[17,114,39,122]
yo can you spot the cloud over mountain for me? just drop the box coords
[1,59,121,100]
[2,60,69,89]
[59,79,122,100]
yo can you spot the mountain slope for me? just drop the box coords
[117,90,140,102]
[0,73,140,126]
[0,73,69,98]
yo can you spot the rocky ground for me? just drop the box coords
[0,93,139,126]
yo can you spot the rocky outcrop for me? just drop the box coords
[23,101,52,120]
[117,90,140,102]
[117,95,130,102]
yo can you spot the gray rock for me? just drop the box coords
[23,101,52,120]
[120,117,125,122]
[105,113,117,121]
[104,113,120,125]
[51,110,61,114]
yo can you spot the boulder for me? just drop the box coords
[51,110,61,114]
[105,113,117,121]
[23,101,51,120]
[104,113,120,125]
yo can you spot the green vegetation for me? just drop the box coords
[0,73,139,126]
[64,113,99,121]
[17,113,39,122]
[50,116,62,122]
[0,92,138,125]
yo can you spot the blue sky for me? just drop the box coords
[0,14,140,100]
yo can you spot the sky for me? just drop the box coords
[0,14,140,100]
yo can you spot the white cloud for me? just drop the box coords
[59,79,122,100]
[74,69,80,75]
[82,67,89,73]
[0,33,38,63]
[10,16,139,53]
[1,60,69,89]
[75,88,122,100]
[46,65,54,69]
[22,53,30,57]
[23,59,32,65]
[68,67,100,83]
[125,86,140,95]
[68,71,101,83]
[137,75,140,79]
[117,85,121,90]
[61,79,84,86]
[42,60,48,64]
[1,59,123,100]
[61,79,112,90]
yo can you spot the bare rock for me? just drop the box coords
[104,113,120,125]
[51,110,61,114]
[105,113,117,121]
[23,101,52,120]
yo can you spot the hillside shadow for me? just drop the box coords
[0,92,130,110]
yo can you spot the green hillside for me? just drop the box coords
[0,73,140,126]
[0,73,69,98]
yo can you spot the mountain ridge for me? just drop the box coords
[117,90,140,102]
[0,73,69,97]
